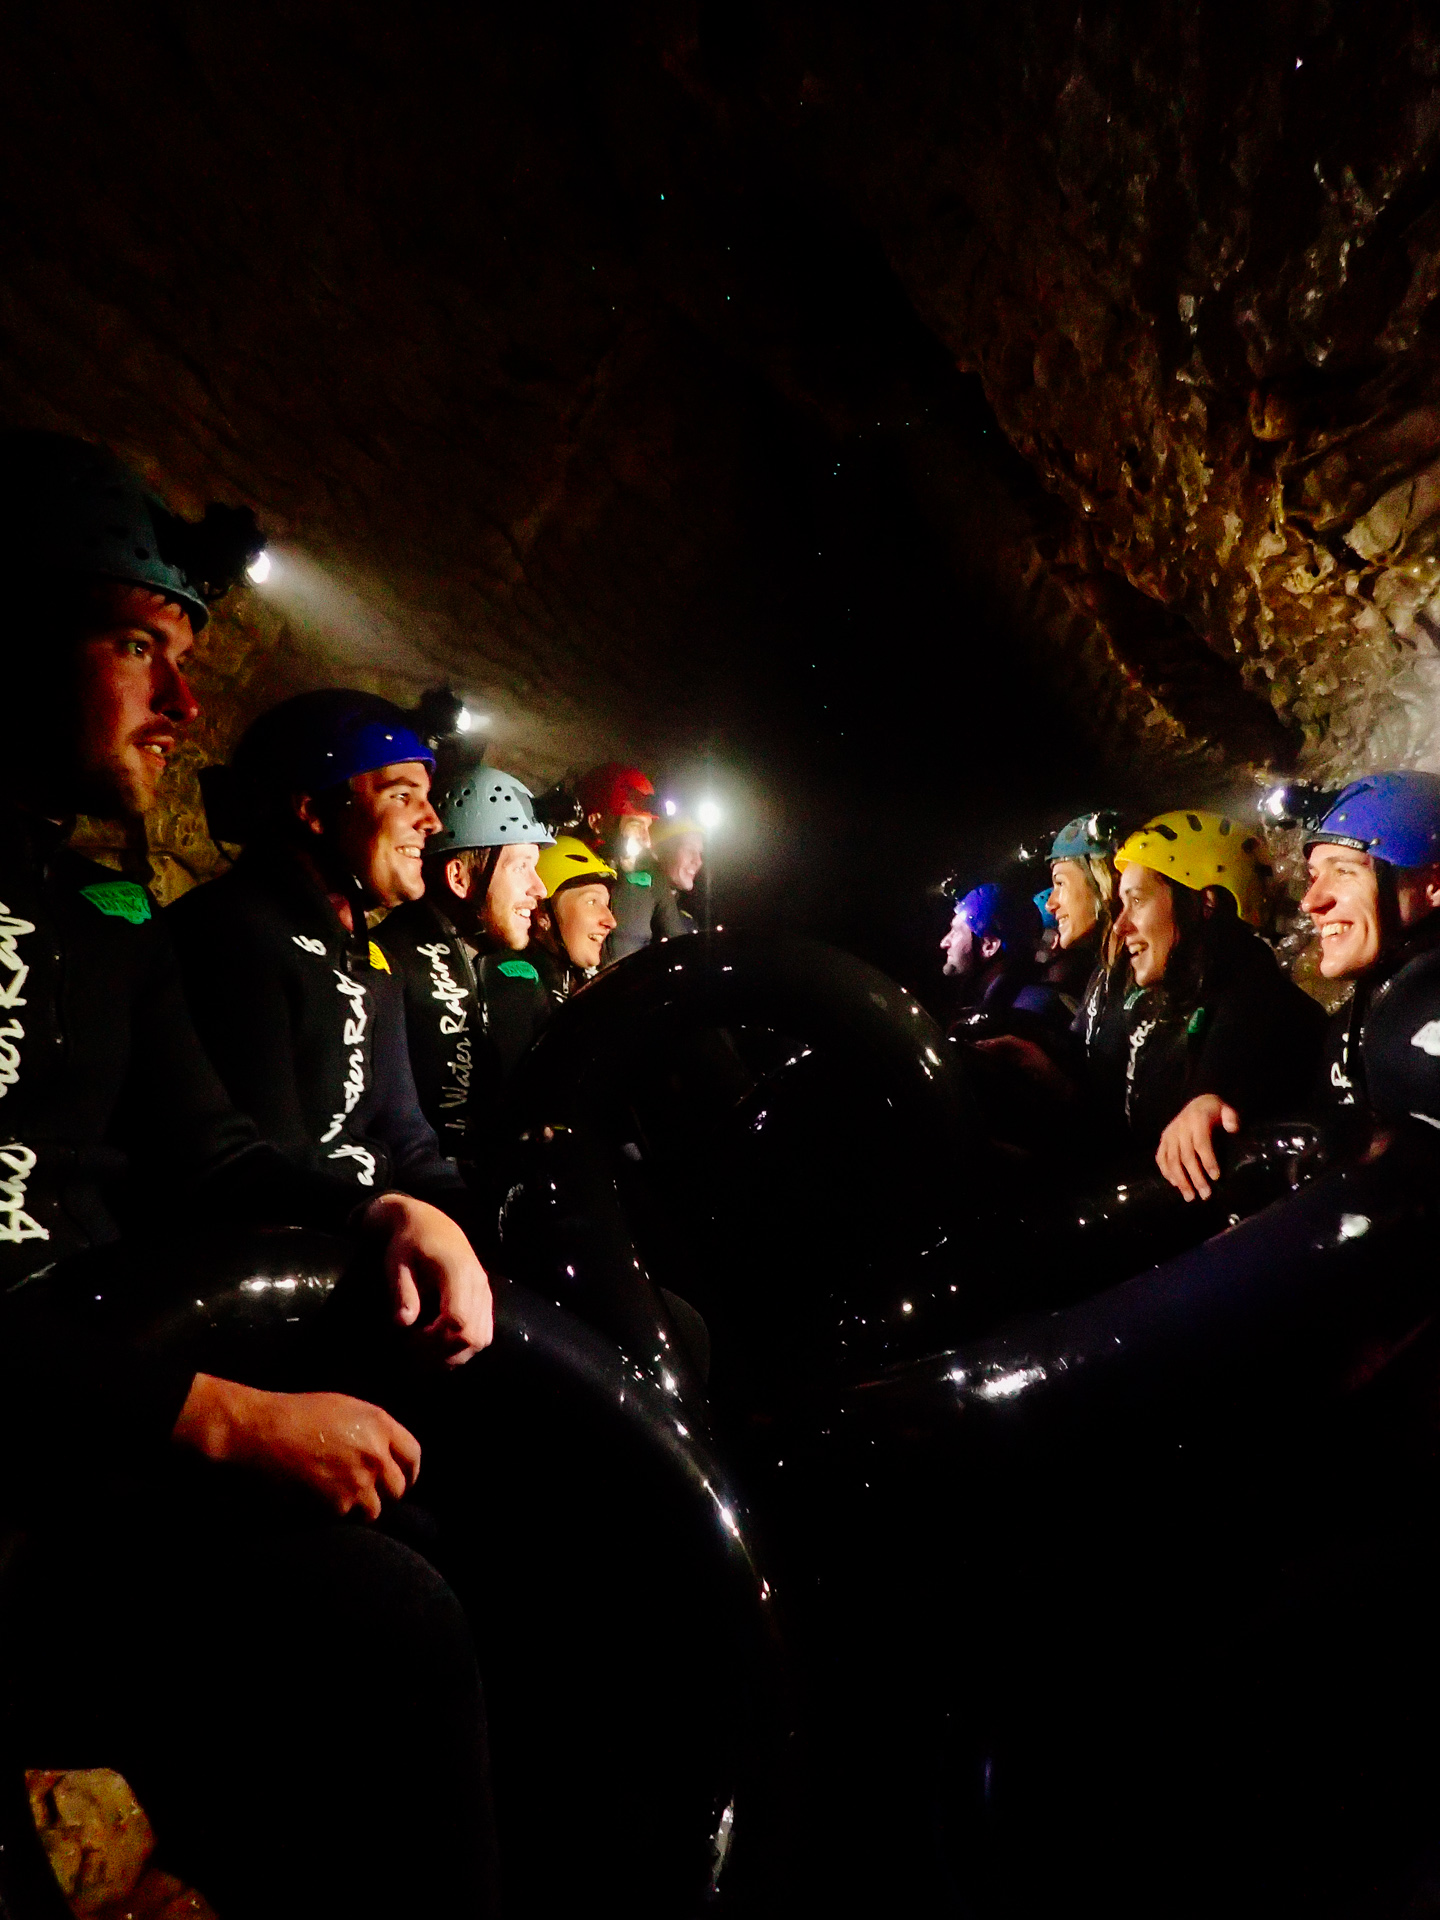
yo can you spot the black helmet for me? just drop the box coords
[0,431,264,631]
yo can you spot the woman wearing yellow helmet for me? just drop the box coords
[532,836,620,999]
[1111,810,1324,1200]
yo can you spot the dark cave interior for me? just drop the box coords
[8,1,1440,988]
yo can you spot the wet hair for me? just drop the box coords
[1144,873,1244,1013]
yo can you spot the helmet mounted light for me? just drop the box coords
[0,431,266,632]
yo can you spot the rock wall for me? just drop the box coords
[12,4,1440,902]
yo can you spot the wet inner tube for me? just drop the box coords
[0,1229,784,1920]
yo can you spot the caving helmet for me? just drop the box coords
[1049,808,1122,863]
[955,883,1041,952]
[1114,810,1270,927]
[202,689,435,842]
[576,763,657,824]
[0,431,264,632]
[1033,888,1058,931]
[430,762,554,852]
[1298,771,1440,869]
[651,811,703,850]
[536,836,617,899]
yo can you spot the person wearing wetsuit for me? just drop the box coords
[576,762,687,964]
[650,813,703,932]
[942,882,1062,1023]
[379,760,554,1170]
[0,435,498,1920]
[1114,810,1325,1200]
[170,693,468,1209]
[1048,809,1131,1107]
[530,835,619,1005]
[1298,772,1440,1137]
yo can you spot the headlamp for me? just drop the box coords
[1259,781,1338,833]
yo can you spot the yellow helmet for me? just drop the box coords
[1114,810,1271,927]
[535,835,617,900]
[651,812,703,849]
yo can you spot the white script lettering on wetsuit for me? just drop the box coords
[0,903,35,1100]
[326,1141,377,1187]
[292,934,327,956]
[1124,1017,1159,1123]
[0,1144,47,1243]
[416,941,473,1125]
[319,971,369,1146]
[417,942,469,1034]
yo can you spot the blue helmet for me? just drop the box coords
[1303,771,1440,868]
[203,690,435,842]
[958,883,1040,952]
[1050,808,1122,862]
[1033,888,1058,931]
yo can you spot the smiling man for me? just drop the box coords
[380,760,555,1170]
[169,690,481,1217]
[1299,772,1440,1131]
[0,438,498,1919]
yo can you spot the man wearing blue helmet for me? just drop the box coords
[1299,771,1440,1131]
[171,690,485,1245]
[941,881,1050,1016]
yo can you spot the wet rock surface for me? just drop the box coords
[7,9,1440,885]
[25,1770,216,1920]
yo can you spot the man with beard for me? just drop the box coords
[576,762,687,964]
[0,434,498,1919]
[379,761,554,1170]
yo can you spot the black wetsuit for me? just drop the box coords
[168,847,461,1200]
[0,813,498,1919]
[476,947,553,1077]
[1074,953,1133,1129]
[530,935,592,1007]
[1318,910,1440,1133]
[605,855,688,965]
[378,895,553,1165]
[1118,923,1325,1151]
[379,895,481,1164]
[0,812,359,1320]
[948,951,1069,1036]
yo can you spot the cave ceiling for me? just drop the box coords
[5,2,1440,891]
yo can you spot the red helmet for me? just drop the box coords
[576,762,656,823]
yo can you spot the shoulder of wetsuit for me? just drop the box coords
[478,951,544,993]
[55,854,157,931]
[1359,943,1440,1127]
[375,897,453,969]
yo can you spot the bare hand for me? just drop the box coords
[173,1375,421,1520]
[972,1034,1076,1099]
[362,1192,493,1366]
[1156,1093,1241,1202]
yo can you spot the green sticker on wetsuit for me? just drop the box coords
[80,881,152,925]
[497,958,540,981]
[1186,1006,1208,1038]
[627,869,653,888]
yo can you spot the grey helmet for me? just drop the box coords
[431,762,555,851]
